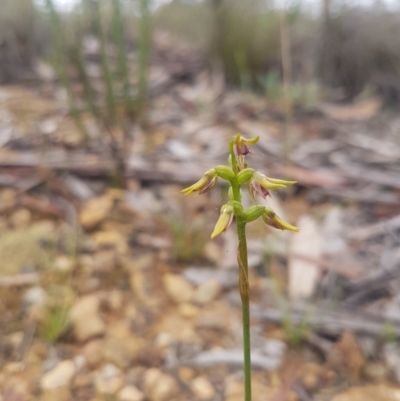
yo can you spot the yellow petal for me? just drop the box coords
[211,205,234,238]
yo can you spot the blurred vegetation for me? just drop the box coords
[163,211,210,263]
[1,0,400,108]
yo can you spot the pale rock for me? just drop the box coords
[191,376,215,399]
[62,129,84,148]
[144,368,178,401]
[73,355,87,372]
[54,255,75,272]
[79,195,113,229]
[118,385,145,401]
[179,367,195,381]
[91,230,128,254]
[70,295,106,342]
[102,337,144,369]
[83,339,104,367]
[154,332,175,349]
[163,273,193,303]
[72,315,105,343]
[95,364,124,395]
[24,287,47,306]
[178,303,200,318]
[40,360,76,390]
[192,279,221,305]
[10,209,31,229]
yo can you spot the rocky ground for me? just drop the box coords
[1,33,400,401]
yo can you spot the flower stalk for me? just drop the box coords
[182,134,299,401]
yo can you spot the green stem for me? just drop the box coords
[237,218,252,401]
[230,140,252,401]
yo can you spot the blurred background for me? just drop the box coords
[1,0,400,400]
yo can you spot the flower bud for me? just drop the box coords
[215,166,235,181]
[211,204,234,239]
[237,168,255,185]
[181,169,218,195]
[242,205,266,223]
[262,208,300,232]
[233,134,259,157]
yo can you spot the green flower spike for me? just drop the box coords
[182,133,299,401]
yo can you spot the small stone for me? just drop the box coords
[102,337,144,369]
[163,273,193,304]
[191,376,215,400]
[94,364,124,395]
[83,340,104,367]
[178,303,200,318]
[70,295,106,342]
[10,208,32,229]
[144,368,178,401]
[118,385,145,401]
[263,339,287,357]
[24,287,47,306]
[192,279,221,305]
[179,367,195,381]
[91,230,128,254]
[62,129,84,148]
[154,332,174,349]
[79,195,113,230]
[40,360,76,390]
[73,355,87,372]
[54,255,75,272]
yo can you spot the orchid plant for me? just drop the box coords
[182,134,299,401]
